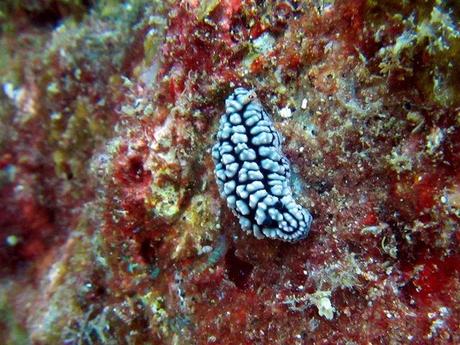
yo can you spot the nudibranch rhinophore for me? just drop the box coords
[212,87,313,242]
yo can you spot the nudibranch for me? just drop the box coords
[212,87,313,242]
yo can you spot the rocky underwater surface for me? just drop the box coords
[0,0,459,344]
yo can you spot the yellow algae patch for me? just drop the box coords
[171,194,219,260]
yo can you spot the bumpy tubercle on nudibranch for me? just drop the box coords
[212,87,313,242]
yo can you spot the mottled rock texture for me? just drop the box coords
[0,0,459,344]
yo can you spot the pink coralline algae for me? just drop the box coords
[0,0,460,344]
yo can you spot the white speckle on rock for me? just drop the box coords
[301,98,308,109]
[253,32,276,54]
[280,106,292,119]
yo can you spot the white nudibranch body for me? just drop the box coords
[212,87,313,242]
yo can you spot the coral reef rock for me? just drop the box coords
[0,0,459,344]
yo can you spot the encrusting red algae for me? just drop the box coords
[0,0,459,344]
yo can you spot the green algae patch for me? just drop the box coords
[196,0,221,22]
[370,2,460,107]
[140,292,170,338]
[148,181,181,223]
[171,193,220,260]
[51,97,108,181]
[0,292,30,345]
